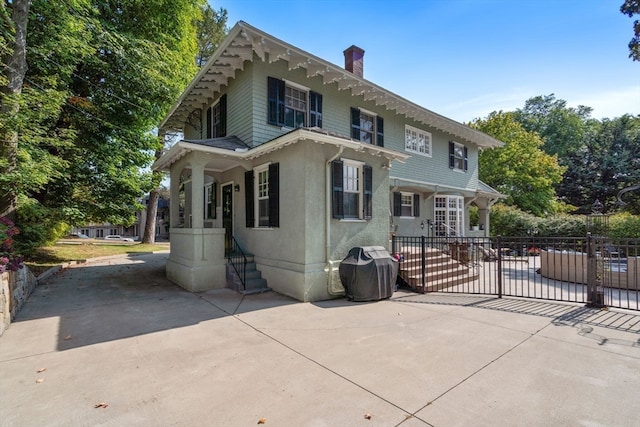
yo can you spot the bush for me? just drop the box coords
[490,203,639,238]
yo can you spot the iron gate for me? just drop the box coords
[391,235,640,311]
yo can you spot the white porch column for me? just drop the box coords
[170,166,181,228]
[190,158,206,229]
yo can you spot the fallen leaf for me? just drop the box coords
[36,368,47,373]
[364,413,372,420]
[64,335,72,341]
[257,418,267,424]
[94,402,109,409]
[35,378,45,383]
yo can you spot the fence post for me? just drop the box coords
[586,232,601,307]
[496,236,502,298]
[421,235,426,293]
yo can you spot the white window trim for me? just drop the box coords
[283,79,310,91]
[405,125,432,157]
[204,182,214,220]
[254,164,269,228]
[399,191,415,218]
[341,158,365,220]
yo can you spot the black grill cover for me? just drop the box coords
[339,246,399,301]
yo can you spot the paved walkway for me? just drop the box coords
[1,253,639,426]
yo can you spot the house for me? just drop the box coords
[72,194,170,240]
[152,21,504,301]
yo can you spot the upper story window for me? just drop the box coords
[268,77,322,128]
[332,159,372,220]
[449,141,468,172]
[245,163,280,228]
[405,125,432,157]
[350,107,383,147]
[205,94,227,138]
[393,192,420,217]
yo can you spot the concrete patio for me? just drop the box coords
[1,252,639,426]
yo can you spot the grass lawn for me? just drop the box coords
[25,241,169,276]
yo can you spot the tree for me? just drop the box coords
[196,3,227,67]
[1,0,206,253]
[513,94,593,159]
[562,115,640,214]
[621,0,640,61]
[142,2,228,243]
[471,111,566,216]
[0,0,30,220]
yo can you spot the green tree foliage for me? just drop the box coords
[1,0,205,253]
[196,3,227,67]
[513,94,593,159]
[621,0,640,61]
[471,111,566,216]
[562,115,640,214]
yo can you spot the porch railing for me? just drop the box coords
[391,235,639,311]
[227,236,247,291]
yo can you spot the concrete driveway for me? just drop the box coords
[1,252,639,426]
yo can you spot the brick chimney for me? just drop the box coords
[344,45,365,77]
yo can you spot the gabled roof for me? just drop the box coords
[160,21,503,149]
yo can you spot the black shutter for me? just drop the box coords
[413,193,420,217]
[332,160,344,219]
[449,141,455,169]
[219,94,227,137]
[376,116,384,147]
[268,77,285,126]
[206,106,212,138]
[463,146,468,171]
[309,91,322,128]
[363,164,373,220]
[268,163,279,227]
[245,171,254,227]
[350,107,360,140]
[393,192,401,217]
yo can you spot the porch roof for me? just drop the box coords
[159,21,504,150]
[152,128,410,172]
[389,177,506,200]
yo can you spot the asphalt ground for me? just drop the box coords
[1,252,639,426]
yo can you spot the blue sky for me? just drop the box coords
[216,0,640,123]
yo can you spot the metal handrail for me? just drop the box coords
[228,236,247,290]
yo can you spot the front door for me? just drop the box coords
[222,183,233,254]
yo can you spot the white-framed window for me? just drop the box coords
[401,192,414,217]
[405,125,432,156]
[351,107,384,146]
[268,77,322,128]
[246,163,280,228]
[332,159,373,220]
[449,141,468,172]
[434,195,464,237]
[110,228,117,235]
[96,229,104,238]
[204,183,215,220]
[256,165,269,227]
[284,85,307,128]
[343,160,362,219]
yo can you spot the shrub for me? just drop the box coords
[0,216,24,273]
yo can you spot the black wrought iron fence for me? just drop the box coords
[391,235,639,311]
[227,236,247,291]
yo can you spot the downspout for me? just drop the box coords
[326,146,344,295]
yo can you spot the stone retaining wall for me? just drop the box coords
[0,267,38,336]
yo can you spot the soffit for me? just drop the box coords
[160,21,503,149]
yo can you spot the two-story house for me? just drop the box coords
[153,21,503,301]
